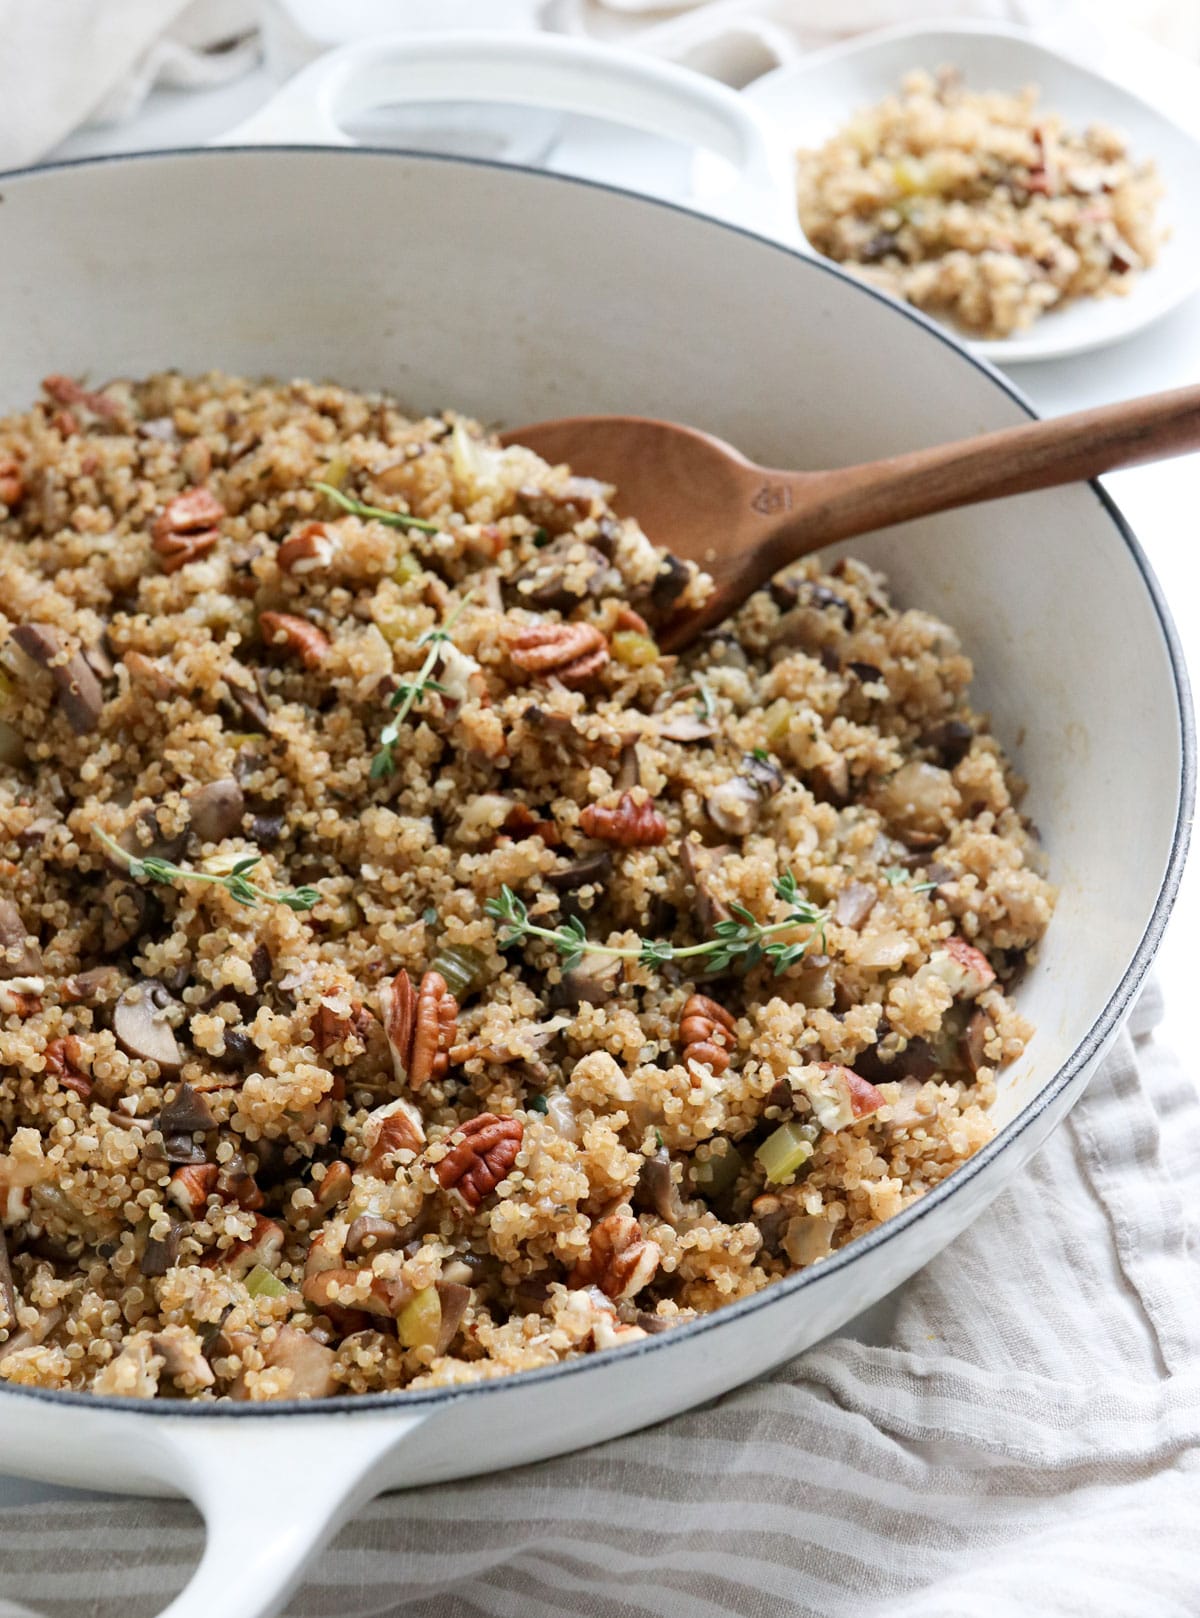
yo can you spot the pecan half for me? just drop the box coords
[508,622,609,686]
[278,522,335,576]
[570,1212,661,1300]
[258,611,330,669]
[579,791,669,847]
[0,458,24,508]
[151,486,225,573]
[313,1158,353,1212]
[167,1163,219,1217]
[379,969,457,1090]
[678,993,737,1075]
[434,1113,523,1209]
[42,1035,92,1099]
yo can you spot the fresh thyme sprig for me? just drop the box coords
[371,592,475,781]
[883,865,937,895]
[94,828,319,911]
[486,870,828,977]
[313,481,442,535]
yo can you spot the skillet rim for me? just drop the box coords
[0,144,1192,1420]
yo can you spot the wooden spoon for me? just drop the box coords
[501,385,1200,651]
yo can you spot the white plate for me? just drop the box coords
[740,20,1200,364]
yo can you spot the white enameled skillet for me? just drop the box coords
[0,34,1191,1618]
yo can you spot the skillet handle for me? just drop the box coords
[146,1410,428,1618]
[210,30,795,234]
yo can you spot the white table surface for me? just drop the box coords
[2,34,1198,1513]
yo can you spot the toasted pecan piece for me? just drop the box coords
[570,1212,661,1300]
[508,621,609,687]
[678,993,737,1076]
[579,791,668,847]
[434,1113,523,1209]
[258,611,330,668]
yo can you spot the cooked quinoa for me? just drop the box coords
[0,372,1055,1401]
[796,68,1163,339]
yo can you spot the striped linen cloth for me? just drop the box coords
[3,981,1198,1618]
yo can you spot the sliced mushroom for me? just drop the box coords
[656,714,715,743]
[222,660,272,733]
[0,899,41,979]
[116,808,188,865]
[681,839,731,933]
[834,882,877,930]
[705,775,761,837]
[187,779,244,844]
[922,718,974,769]
[150,1327,215,1390]
[114,979,182,1071]
[163,1135,209,1166]
[140,1222,183,1277]
[62,965,122,1004]
[742,752,784,797]
[263,1324,338,1399]
[545,851,613,893]
[434,1280,471,1354]
[550,954,622,1010]
[520,703,575,737]
[962,1009,996,1075]
[11,622,104,735]
[614,740,641,792]
[646,553,691,616]
[0,1224,16,1331]
[102,882,163,953]
[158,1083,217,1136]
[634,1146,680,1225]
[509,537,612,611]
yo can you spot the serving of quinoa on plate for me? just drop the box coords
[0,372,1055,1401]
[795,68,1163,339]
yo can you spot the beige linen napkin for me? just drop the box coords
[3,982,1197,1618]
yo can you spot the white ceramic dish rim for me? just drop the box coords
[737,16,1200,364]
[0,144,1192,1425]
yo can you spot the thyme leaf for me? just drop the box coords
[313,481,442,534]
[485,871,828,979]
[371,592,475,780]
[94,828,319,912]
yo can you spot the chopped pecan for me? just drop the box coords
[570,1212,661,1300]
[0,458,24,508]
[362,1097,426,1175]
[379,969,457,1091]
[151,486,225,573]
[500,803,560,847]
[42,373,123,421]
[167,1163,219,1217]
[123,649,179,700]
[313,1158,353,1212]
[434,1113,523,1209]
[301,1267,411,1319]
[258,611,330,669]
[579,791,668,847]
[42,1035,92,1099]
[219,1214,285,1278]
[615,605,651,635]
[278,522,335,576]
[508,622,609,686]
[312,1000,356,1055]
[678,993,737,1075]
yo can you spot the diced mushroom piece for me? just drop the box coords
[963,1008,997,1074]
[742,752,784,797]
[0,900,41,979]
[344,1215,402,1258]
[114,980,182,1071]
[545,851,613,893]
[222,661,272,732]
[263,1324,337,1399]
[551,953,622,1010]
[634,1146,681,1225]
[158,1083,217,1136]
[791,1063,885,1133]
[927,938,996,1000]
[116,807,188,865]
[681,840,731,932]
[434,1281,471,1354]
[834,882,876,930]
[11,622,104,735]
[922,718,974,769]
[62,965,122,1004]
[150,1326,215,1390]
[705,775,762,837]
[187,779,244,844]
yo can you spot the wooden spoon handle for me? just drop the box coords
[764,382,1200,563]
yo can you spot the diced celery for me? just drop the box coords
[756,1122,815,1184]
[245,1264,288,1299]
[431,944,488,1001]
[392,550,423,585]
[611,630,659,668]
[398,1285,442,1350]
[763,699,792,746]
[320,455,349,490]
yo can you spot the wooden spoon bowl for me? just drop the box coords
[502,386,1200,650]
